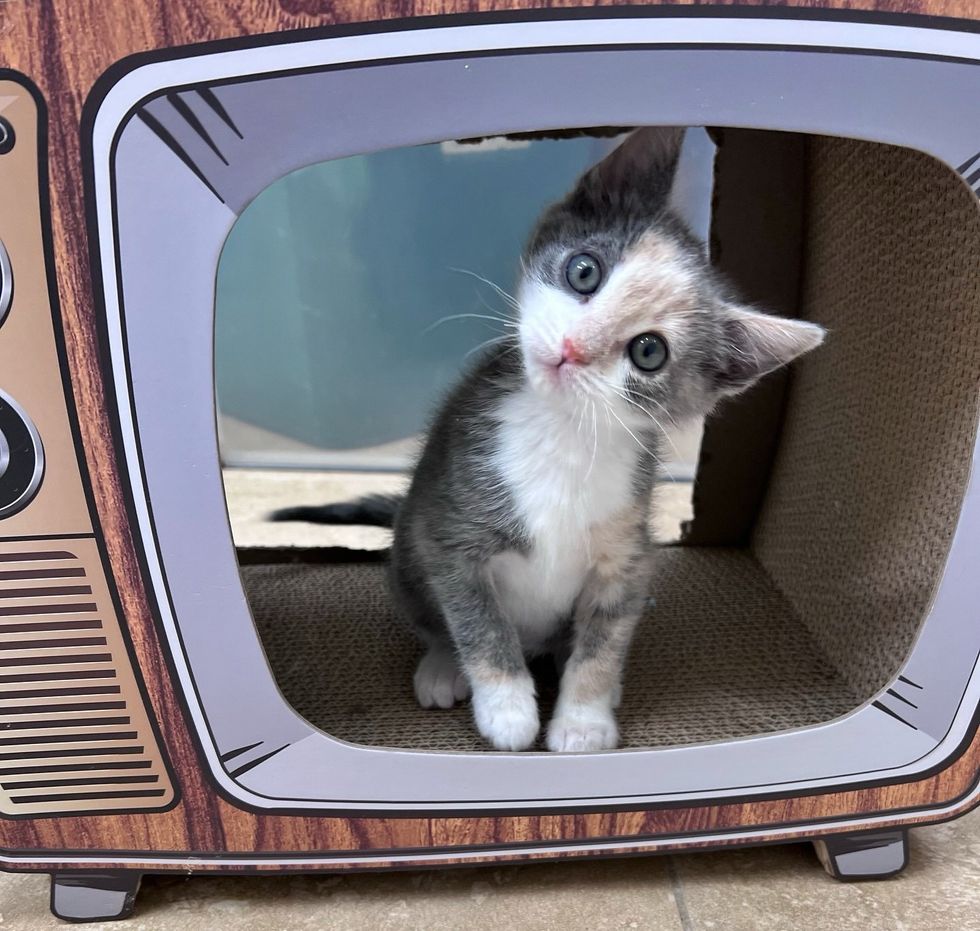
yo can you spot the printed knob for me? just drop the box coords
[0,391,44,518]
[0,238,11,327]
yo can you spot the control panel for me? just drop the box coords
[0,82,89,536]
[0,79,174,816]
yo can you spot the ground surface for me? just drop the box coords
[2,812,979,928]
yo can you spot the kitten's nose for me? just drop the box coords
[559,337,589,366]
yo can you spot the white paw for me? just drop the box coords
[471,677,539,751]
[414,648,470,709]
[547,706,619,752]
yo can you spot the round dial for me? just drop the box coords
[0,238,11,328]
[0,117,14,156]
[0,391,44,519]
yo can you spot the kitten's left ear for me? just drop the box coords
[575,126,686,213]
[714,305,826,396]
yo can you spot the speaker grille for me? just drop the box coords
[0,541,174,815]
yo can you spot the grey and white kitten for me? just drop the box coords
[275,127,825,752]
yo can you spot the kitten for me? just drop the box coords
[273,127,825,752]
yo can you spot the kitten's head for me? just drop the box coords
[516,127,825,428]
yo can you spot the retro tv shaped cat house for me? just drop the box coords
[0,0,978,922]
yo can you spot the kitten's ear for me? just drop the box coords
[573,126,685,213]
[715,305,826,396]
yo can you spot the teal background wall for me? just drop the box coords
[215,132,714,466]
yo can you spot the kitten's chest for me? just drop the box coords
[493,389,640,530]
[488,390,640,645]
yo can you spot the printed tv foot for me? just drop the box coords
[813,830,909,881]
[50,872,143,923]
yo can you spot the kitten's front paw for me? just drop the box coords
[471,677,539,751]
[414,648,470,709]
[547,706,619,752]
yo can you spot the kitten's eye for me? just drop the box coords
[565,253,602,295]
[628,333,669,373]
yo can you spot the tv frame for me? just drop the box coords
[0,0,978,921]
[94,15,980,814]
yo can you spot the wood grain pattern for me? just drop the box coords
[0,0,977,870]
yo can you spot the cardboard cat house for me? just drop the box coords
[0,0,978,922]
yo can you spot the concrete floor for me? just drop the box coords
[1,811,978,928]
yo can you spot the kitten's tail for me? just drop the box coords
[269,493,403,528]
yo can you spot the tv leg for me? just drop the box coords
[813,829,909,881]
[50,871,142,922]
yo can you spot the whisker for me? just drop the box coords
[463,334,518,361]
[601,383,682,459]
[604,402,673,480]
[639,393,680,428]
[421,312,518,335]
[472,289,514,323]
[575,394,587,438]
[585,401,599,483]
[449,267,521,311]
[595,374,676,422]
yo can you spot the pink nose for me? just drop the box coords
[560,337,589,366]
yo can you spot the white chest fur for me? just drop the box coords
[489,388,640,650]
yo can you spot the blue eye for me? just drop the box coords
[565,253,602,295]
[628,333,669,373]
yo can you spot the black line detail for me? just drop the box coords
[0,701,126,715]
[872,700,918,730]
[0,637,107,651]
[11,788,166,804]
[0,685,120,699]
[0,620,103,634]
[167,92,229,165]
[898,675,924,690]
[0,731,138,747]
[228,743,290,778]
[0,745,144,762]
[5,774,159,790]
[0,552,75,563]
[967,165,980,187]
[136,109,225,203]
[0,715,130,730]
[886,688,919,710]
[219,740,262,763]
[0,568,86,581]
[0,760,151,776]
[0,601,97,617]
[0,585,92,599]
[0,668,115,683]
[0,653,112,668]
[196,87,243,139]
[956,150,980,173]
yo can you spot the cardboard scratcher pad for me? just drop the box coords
[242,548,860,751]
[752,137,980,699]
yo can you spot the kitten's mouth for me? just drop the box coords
[530,353,593,399]
[521,334,596,400]
[535,338,590,377]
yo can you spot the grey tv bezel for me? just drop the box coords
[90,14,980,815]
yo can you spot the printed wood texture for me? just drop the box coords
[0,0,978,869]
